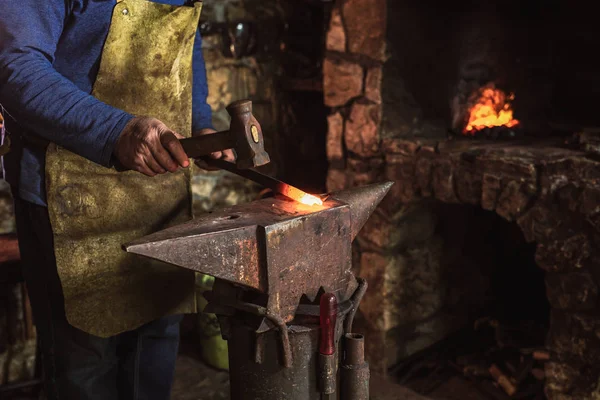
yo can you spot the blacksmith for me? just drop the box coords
[0,0,232,398]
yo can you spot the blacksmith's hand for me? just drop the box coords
[114,117,189,177]
[193,128,237,171]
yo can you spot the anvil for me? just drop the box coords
[124,182,393,325]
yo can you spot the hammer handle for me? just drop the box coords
[179,131,236,158]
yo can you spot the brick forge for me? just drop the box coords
[323,1,600,398]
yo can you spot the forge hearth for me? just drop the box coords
[334,133,600,399]
[380,137,600,395]
[323,0,600,398]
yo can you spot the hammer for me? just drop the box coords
[179,99,270,169]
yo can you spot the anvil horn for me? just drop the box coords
[331,181,394,240]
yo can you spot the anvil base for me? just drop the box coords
[228,321,325,400]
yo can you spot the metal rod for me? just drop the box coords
[345,334,365,365]
[204,158,320,205]
[211,295,294,368]
[344,278,368,334]
[341,333,370,400]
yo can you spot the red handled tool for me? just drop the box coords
[319,293,338,398]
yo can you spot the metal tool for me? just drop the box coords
[124,182,393,399]
[180,99,270,169]
[204,158,322,205]
[319,293,338,399]
[341,333,370,400]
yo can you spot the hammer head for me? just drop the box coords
[227,100,270,169]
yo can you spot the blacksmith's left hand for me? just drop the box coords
[193,128,236,171]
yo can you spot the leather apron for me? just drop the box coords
[45,0,203,337]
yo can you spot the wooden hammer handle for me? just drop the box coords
[179,131,236,158]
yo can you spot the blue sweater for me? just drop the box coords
[0,0,212,206]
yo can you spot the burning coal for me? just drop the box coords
[463,84,519,135]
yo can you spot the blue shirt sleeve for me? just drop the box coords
[191,29,214,132]
[0,0,133,167]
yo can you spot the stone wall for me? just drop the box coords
[324,1,600,398]
[379,138,600,399]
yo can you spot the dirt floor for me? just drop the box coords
[5,337,430,400]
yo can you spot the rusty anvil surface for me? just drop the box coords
[124,182,392,324]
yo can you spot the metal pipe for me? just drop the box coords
[340,333,370,400]
[228,321,323,400]
[344,278,368,334]
[319,353,337,394]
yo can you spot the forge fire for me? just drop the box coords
[463,84,520,135]
[1,0,599,400]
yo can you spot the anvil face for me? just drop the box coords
[125,182,392,322]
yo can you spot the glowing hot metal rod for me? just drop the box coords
[204,158,323,206]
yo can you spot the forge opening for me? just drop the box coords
[388,203,550,399]
[435,203,549,328]
[383,0,600,139]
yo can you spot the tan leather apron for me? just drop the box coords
[45,0,203,337]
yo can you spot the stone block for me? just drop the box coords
[344,103,381,157]
[431,157,459,204]
[359,252,393,331]
[414,147,435,197]
[454,162,483,206]
[384,154,417,204]
[365,67,382,104]
[545,271,598,311]
[382,138,420,156]
[323,59,364,107]
[393,205,437,245]
[357,211,395,252]
[536,234,591,272]
[543,157,600,184]
[382,238,445,330]
[379,182,408,216]
[579,184,600,216]
[326,7,346,52]
[342,0,386,61]
[346,157,384,187]
[545,362,579,396]
[554,183,583,214]
[326,168,349,193]
[517,206,564,243]
[495,180,537,221]
[483,154,538,182]
[326,112,345,162]
[481,173,502,211]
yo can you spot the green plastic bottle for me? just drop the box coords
[196,274,229,371]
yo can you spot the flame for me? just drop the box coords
[463,85,519,134]
[298,193,323,206]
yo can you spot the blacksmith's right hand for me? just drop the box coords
[113,117,189,177]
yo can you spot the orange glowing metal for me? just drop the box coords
[298,193,323,206]
[278,185,323,206]
[464,85,519,135]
